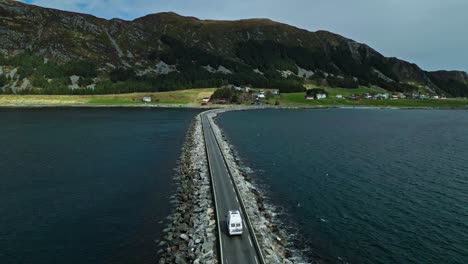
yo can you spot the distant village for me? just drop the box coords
[201,85,280,105]
[303,88,447,101]
[139,85,450,105]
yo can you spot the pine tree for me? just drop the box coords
[0,74,7,87]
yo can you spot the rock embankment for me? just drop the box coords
[158,115,217,264]
[158,108,308,264]
[206,108,308,264]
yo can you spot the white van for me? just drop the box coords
[227,210,243,236]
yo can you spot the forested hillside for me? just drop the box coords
[0,0,467,96]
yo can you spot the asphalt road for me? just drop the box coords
[201,113,260,264]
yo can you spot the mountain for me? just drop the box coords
[426,71,468,97]
[0,0,467,96]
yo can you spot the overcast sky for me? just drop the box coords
[20,0,468,72]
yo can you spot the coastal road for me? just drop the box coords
[201,113,262,264]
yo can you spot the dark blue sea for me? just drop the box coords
[0,108,200,264]
[217,108,468,264]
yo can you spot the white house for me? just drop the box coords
[316,93,327,99]
[202,98,210,103]
[376,93,390,100]
[336,94,343,99]
[142,97,152,102]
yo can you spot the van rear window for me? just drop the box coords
[231,224,235,227]
[236,224,241,227]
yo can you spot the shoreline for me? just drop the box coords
[0,104,211,109]
[1,103,467,110]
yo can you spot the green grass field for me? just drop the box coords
[1,87,467,109]
[87,98,140,105]
[0,88,216,106]
[267,92,468,108]
[85,89,216,105]
[259,85,468,108]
